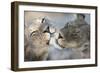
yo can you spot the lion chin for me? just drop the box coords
[57,39,81,49]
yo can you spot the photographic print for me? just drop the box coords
[11,1,97,71]
[24,11,90,61]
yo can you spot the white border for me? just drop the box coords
[18,5,96,68]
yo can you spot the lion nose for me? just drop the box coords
[46,40,49,45]
[58,33,63,39]
[43,26,50,33]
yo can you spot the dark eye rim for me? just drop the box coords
[30,31,37,37]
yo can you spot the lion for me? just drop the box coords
[24,18,50,61]
[57,14,90,59]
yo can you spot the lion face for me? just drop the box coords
[57,23,90,49]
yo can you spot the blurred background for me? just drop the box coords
[25,11,90,29]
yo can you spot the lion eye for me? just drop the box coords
[75,29,80,33]
[30,31,37,37]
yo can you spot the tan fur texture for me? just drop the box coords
[57,16,90,59]
[24,18,50,61]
